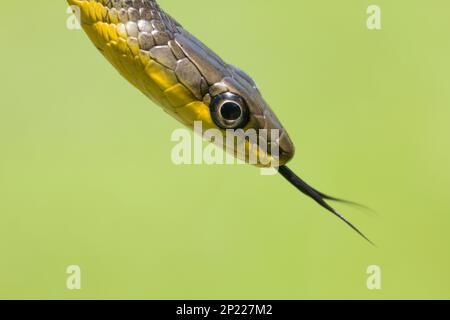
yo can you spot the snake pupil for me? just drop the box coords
[220,102,242,121]
[210,92,249,129]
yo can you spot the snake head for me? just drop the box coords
[67,0,295,167]
[173,30,296,167]
[222,65,296,166]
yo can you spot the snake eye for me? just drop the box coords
[210,92,250,129]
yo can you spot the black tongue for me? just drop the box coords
[278,165,374,245]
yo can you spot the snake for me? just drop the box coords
[68,0,372,244]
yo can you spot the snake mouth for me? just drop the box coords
[277,130,295,164]
[253,129,295,167]
[265,127,296,166]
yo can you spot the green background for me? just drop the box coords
[1,0,449,299]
